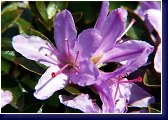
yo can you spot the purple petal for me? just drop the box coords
[1,90,13,108]
[94,80,115,113]
[94,1,109,32]
[75,29,102,60]
[59,94,101,113]
[54,10,77,52]
[70,60,99,86]
[99,45,154,80]
[144,9,161,38]
[34,65,68,100]
[95,8,128,54]
[128,83,155,107]
[154,44,161,73]
[12,35,58,67]
[98,40,154,64]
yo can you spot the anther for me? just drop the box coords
[51,72,57,78]
[115,99,120,105]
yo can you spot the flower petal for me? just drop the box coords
[95,8,127,54]
[70,60,99,86]
[154,44,161,73]
[1,90,13,108]
[75,29,102,60]
[135,1,160,19]
[98,40,154,64]
[12,34,58,67]
[94,1,109,32]
[34,65,68,100]
[59,94,101,113]
[100,45,154,80]
[144,9,161,38]
[128,83,155,107]
[54,9,77,52]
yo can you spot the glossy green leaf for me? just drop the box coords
[47,1,68,19]
[20,75,37,90]
[2,75,24,110]
[109,1,138,10]
[15,57,46,75]
[143,69,161,87]
[19,26,50,41]
[15,18,33,27]
[148,103,161,113]
[1,2,27,14]
[1,38,13,51]
[36,1,48,22]
[64,85,81,95]
[1,59,12,74]
[1,9,23,33]
[1,51,16,61]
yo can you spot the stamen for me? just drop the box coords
[120,76,142,83]
[118,19,136,40]
[50,63,70,78]
[65,38,71,60]
[115,99,120,105]
[51,72,57,78]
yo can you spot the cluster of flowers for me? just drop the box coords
[1,1,161,113]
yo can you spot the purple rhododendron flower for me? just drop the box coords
[58,1,155,113]
[1,89,13,108]
[90,2,154,68]
[12,10,101,100]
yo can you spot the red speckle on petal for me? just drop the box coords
[51,72,56,78]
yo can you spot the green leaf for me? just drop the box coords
[20,75,37,90]
[2,75,24,110]
[1,59,12,74]
[1,9,23,33]
[143,69,161,87]
[1,2,27,14]
[36,1,48,22]
[47,1,68,19]
[45,92,59,107]
[19,26,50,41]
[15,57,46,75]
[15,18,33,27]
[109,1,138,10]
[64,85,81,95]
[1,51,16,61]
[1,38,13,51]
[148,103,161,113]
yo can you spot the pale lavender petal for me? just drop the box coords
[75,29,102,60]
[12,35,58,67]
[98,40,154,64]
[144,9,161,38]
[54,10,77,52]
[128,83,155,107]
[94,80,115,113]
[95,8,128,54]
[70,60,99,86]
[34,65,68,100]
[135,1,160,19]
[94,1,109,32]
[1,90,13,108]
[59,94,101,113]
[154,44,161,73]
[99,45,154,80]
